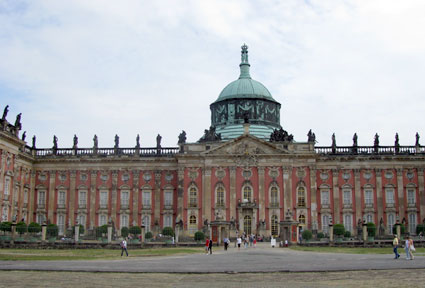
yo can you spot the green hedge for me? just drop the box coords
[162,226,174,237]
[393,224,405,235]
[28,222,41,233]
[317,232,325,239]
[129,226,141,236]
[302,230,313,241]
[145,231,153,239]
[416,224,425,235]
[0,222,12,233]
[121,227,129,238]
[333,224,345,236]
[194,231,205,241]
[16,222,27,235]
[47,224,58,237]
[367,222,376,237]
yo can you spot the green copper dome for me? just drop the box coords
[214,44,277,103]
[209,44,282,140]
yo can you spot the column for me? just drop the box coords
[177,167,184,227]
[396,168,405,219]
[29,170,36,223]
[10,166,18,220]
[154,171,161,231]
[48,170,56,223]
[111,170,118,226]
[332,169,340,223]
[354,169,362,233]
[69,171,77,226]
[132,170,139,226]
[375,169,383,224]
[418,169,425,222]
[258,167,265,226]
[310,167,317,231]
[282,166,292,212]
[90,170,97,228]
[203,168,212,223]
[229,167,236,221]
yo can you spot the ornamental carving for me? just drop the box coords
[215,168,226,180]
[268,168,279,179]
[188,168,199,181]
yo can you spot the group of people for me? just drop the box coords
[205,237,213,255]
[393,235,415,260]
[236,233,257,250]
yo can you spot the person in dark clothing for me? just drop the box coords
[208,238,213,254]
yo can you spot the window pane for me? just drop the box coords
[321,190,329,205]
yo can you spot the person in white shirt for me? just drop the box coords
[121,238,128,257]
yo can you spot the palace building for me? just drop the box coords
[1,45,424,243]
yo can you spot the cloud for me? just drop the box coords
[0,0,424,148]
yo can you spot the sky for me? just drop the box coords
[0,0,424,149]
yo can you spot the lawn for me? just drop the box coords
[291,246,425,255]
[0,247,203,261]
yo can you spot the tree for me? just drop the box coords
[162,226,175,237]
[302,230,313,241]
[366,222,376,237]
[47,224,58,237]
[145,231,153,239]
[0,222,11,234]
[194,231,205,241]
[16,221,27,235]
[129,226,141,236]
[333,224,345,237]
[121,227,129,238]
[28,222,41,234]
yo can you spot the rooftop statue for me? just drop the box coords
[32,135,36,149]
[114,134,119,148]
[199,126,222,143]
[1,105,8,121]
[416,132,420,146]
[14,113,22,129]
[93,134,98,148]
[270,128,293,142]
[331,133,336,147]
[353,133,358,147]
[21,131,26,141]
[307,129,316,143]
[178,130,186,144]
[53,135,58,150]
[136,134,140,148]
[156,134,162,148]
[374,133,380,146]
[73,134,78,148]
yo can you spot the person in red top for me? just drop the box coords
[205,238,210,255]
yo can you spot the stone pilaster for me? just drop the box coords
[396,168,405,219]
[203,168,212,223]
[354,169,362,232]
[10,166,18,220]
[90,170,97,228]
[111,170,118,225]
[282,166,292,212]
[48,170,56,223]
[69,171,77,226]
[177,167,184,224]
[375,169,383,224]
[310,167,317,231]
[29,170,36,223]
[332,169,340,223]
[154,171,161,229]
[230,167,236,221]
[258,167,265,225]
[132,170,139,226]
[418,169,425,222]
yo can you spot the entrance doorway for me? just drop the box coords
[243,215,252,235]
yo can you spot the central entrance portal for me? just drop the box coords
[243,215,252,235]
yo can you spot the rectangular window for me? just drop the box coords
[99,215,107,226]
[120,214,128,228]
[388,213,395,233]
[58,190,66,205]
[344,214,352,233]
[407,189,415,205]
[79,191,87,206]
[366,214,373,223]
[365,189,373,205]
[100,191,108,207]
[322,215,329,234]
[143,215,151,232]
[58,214,65,235]
[78,214,86,228]
[37,213,45,224]
[164,215,172,227]
[321,190,329,205]
[143,191,151,206]
[121,191,129,206]
[343,189,351,205]
[23,189,28,204]
[38,191,45,205]
[4,178,10,195]
[386,189,395,204]
[409,214,416,235]
[164,191,173,206]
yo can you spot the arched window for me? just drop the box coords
[299,215,306,224]
[409,213,417,235]
[243,215,252,235]
[243,186,252,202]
[216,186,225,207]
[189,186,198,208]
[271,215,279,236]
[297,187,305,207]
[366,214,373,223]
[270,187,278,207]
[189,215,197,236]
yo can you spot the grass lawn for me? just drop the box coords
[0,247,203,261]
[291,246,425,255]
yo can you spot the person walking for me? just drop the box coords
[405,236,410,260]
[121,238,128,257]
[237,236,242,250]
[224,237,229,251]
[408,237,415,260]
[392,235,400,259]
[205,237,210,255]
[208,238,213,255]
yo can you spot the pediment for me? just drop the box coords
[202,134,290,156]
